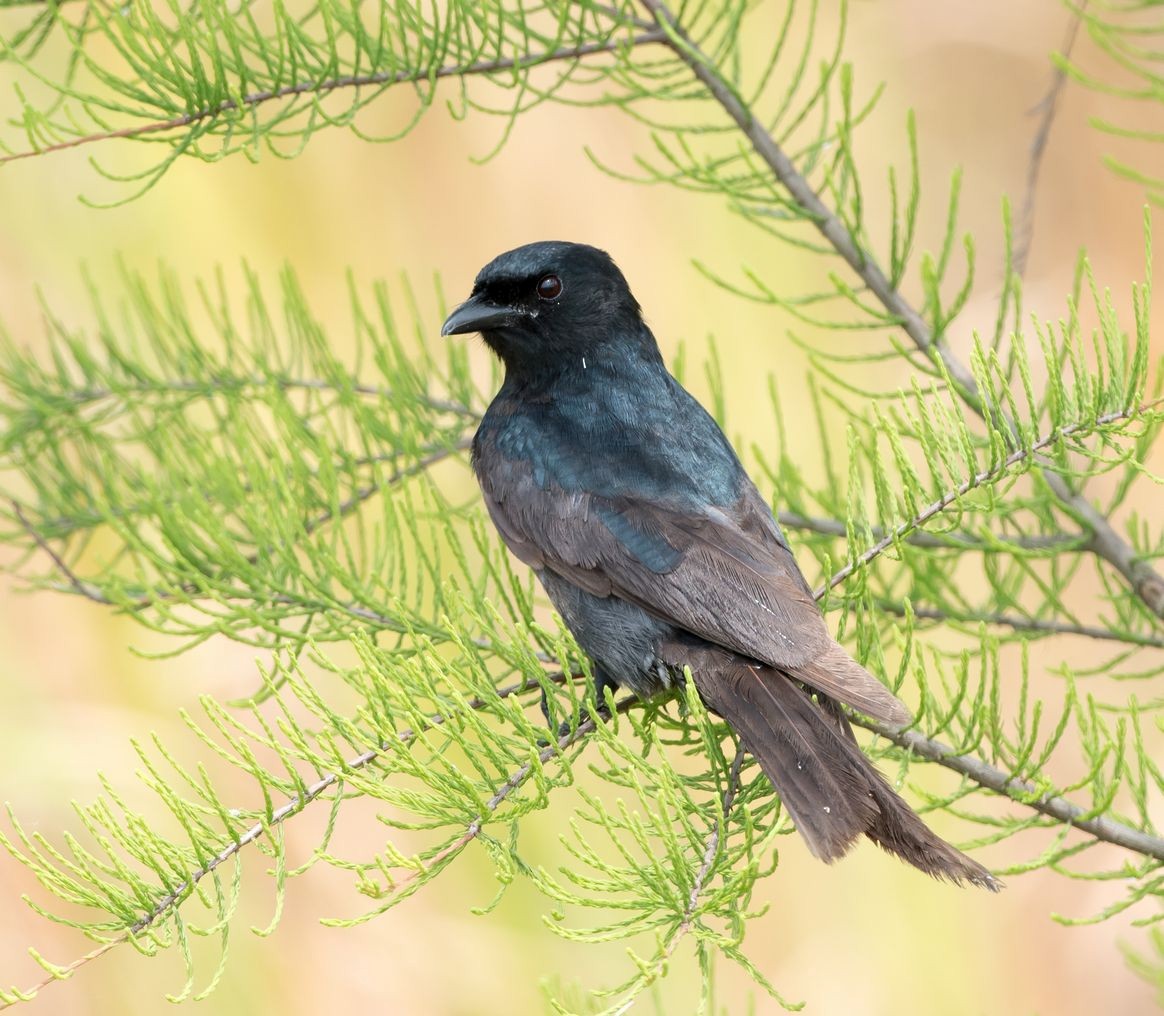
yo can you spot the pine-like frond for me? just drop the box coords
[1,0,1163,1010]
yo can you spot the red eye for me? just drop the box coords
[536,274,563,300]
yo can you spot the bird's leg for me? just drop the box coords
[539,664,619,740]
[539,683,554,728]
[591,666,619,720]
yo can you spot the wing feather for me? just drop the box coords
[476,441,909,724]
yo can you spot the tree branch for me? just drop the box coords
[877,599,1164,650]
[61,377,477,420]
[814,400,1164,597]
[859,716,1164,863]
[0,671,563,1004]
[639,0,1164,623]
[15,640,1164,1013]
[1014,5,1086,281]
[0,31,667,165]
[778,510,1083,552]
[297,437,474,541]
[9,501,114,605]
[1,673,631,1008]
[8,437,473,613]
[674,745,745,947]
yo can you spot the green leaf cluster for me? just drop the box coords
[0,1,1162,1012]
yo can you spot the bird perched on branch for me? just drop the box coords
[443,240,1000,890]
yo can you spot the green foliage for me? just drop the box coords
[0,0,674,204]
[0,0,1163,1012]
[1059,0,1164,207]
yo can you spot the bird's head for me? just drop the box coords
[441,241,649,376]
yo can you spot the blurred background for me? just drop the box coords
[1,1,1162,1013]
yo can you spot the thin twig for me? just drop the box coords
[9,501,114,605]
[131,673,570,933]
[674,745,745,947]
[10,437,473,612]
[0,672,569,1006]
[374,696,635,904]
[638,0,1164,623]
[64,377,477,420]
[34,443,471,539]
[879,599,1164,650]
[778,510,1082,552]
[814,399,1164,597]
[1013,5,1087,281]
[605,745,746,1013]
[859,717,1164,862]
[0,32,667,165]
[298,437,473,541]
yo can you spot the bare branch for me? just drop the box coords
[638,0,1164,623]
[1014,5,1087,280]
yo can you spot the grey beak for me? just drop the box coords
[440,294,520,336]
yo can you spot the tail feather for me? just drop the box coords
[667,641,1001,891]
[790,640,912,727]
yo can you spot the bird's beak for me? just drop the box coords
[440,294,520,336]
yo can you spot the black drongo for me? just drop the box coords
[443,240,999,890]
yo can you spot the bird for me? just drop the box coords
[442,240,1000,890]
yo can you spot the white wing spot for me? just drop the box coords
[822,806,831,814]
[582,356,587,369]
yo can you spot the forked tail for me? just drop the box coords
[666,641,1001,891]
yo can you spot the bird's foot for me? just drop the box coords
[538,683,614,744]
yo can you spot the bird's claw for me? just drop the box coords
[538,684,613,745]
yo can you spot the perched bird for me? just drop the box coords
[443,240,1000,890]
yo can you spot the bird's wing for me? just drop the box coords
[477,451,908,724]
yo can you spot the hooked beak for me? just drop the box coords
[440,293,522,336]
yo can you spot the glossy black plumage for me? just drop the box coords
[445,241,999,890]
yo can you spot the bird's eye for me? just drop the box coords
[536,274,563,300]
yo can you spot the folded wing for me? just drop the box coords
[477,448,909,725]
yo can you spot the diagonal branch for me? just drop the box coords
[876,600,1164,650]
[778,510,1083,552]
[14,648,1164,1012]
[9,501,114,605]
[673,744,745,947]
[859,717,1164,862]
[7,437,473,613]
[1014,4,1087,281]
[639,0,1164,623]
[0,31,667,165]
[1,674,627,1008]
[366,694,637,915]
[61,377,478,420]
[813,399,1164,597]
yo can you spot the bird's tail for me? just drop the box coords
[666,641,1001,891]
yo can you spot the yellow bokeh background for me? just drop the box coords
[1,3,1162,1014]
